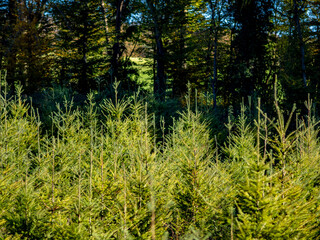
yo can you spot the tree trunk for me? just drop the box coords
[293,0,307,87]
[172,7,187,97]
[212,26,218,109]
[112,0,126,83]
[209,0,219,109]
[26,37,33,91]
[79,2,89,92]
[0,52,3,71]
[147,0,166,100]
[6,0,17,91]
[101,0,109,39]
[155,29,166,100]
[100,0,112,57]
[227,26,236,104]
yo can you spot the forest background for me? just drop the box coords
[0,0,319,109]
[1,0,320,239]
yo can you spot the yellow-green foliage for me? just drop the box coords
[0,83,319,239]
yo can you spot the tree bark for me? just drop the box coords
[172,7,187,97]
[6,0,17,91]
[147,0,166,100]
[293,0,307,87]
[154,28,166,100]
[101,0,109,37]
[101,0,112,57]
[111,0,127,83]
[209,0,219,109]
[0,51,3,71]
[79,1,89,92]
[212,25,218,109]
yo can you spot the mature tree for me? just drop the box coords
[111,0,129,83]
[227,0,274,104]
[1,0,18,90]
[292,0,307,87]
[51,0,105,93]
[206,0,228,108]
[0,0,53,93]
[10,0,52,93]
[144,0,168,100]
[276,0,314,109]
[0,1,6,71]
[168,0,189,97]
[99,0,141,91]
[168,0,211,98]
[308,0,320,102]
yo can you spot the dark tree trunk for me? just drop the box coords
[153,43,157,90]
[172,7,186,97]
[209,0,219,109]
[155,32,166,100]
[111,0,126,83]
[26,37,33,91]
[293,0,307,87]
[0,52,3,71]
[147,0,166,100]
[79,2,89,92]
[6,0,17,91]
[212,26,218,109]
[227,27,236,104]
[101,0,112,57]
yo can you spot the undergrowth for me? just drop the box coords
[0,77,320,239]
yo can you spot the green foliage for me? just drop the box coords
[0,82,320,239]
[51,0,106,92]
[164,94,224,237]
[224,100,320,240]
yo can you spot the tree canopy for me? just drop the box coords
[0,0,319,107]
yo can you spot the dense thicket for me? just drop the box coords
[0,0,319,108]
[0,79,320,239]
